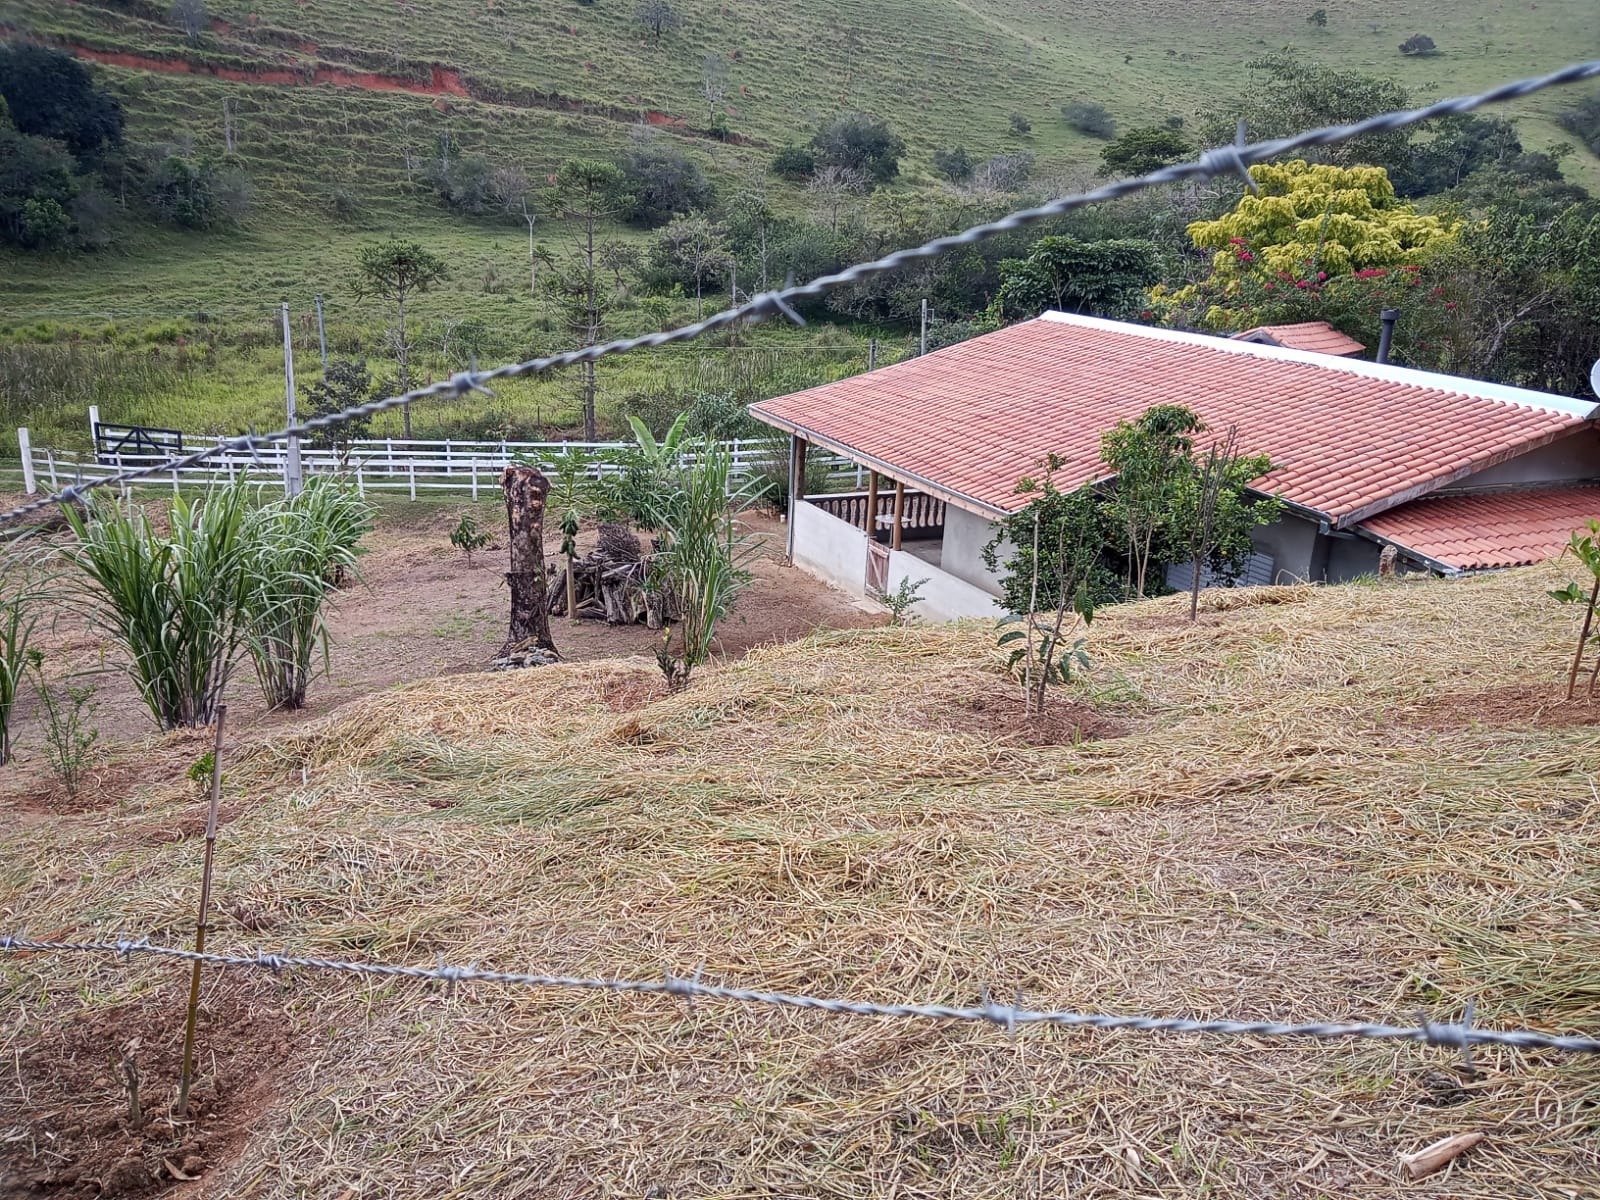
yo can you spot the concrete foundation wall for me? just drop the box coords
[792,500,867,593]
[1250,512,1322,583]
[887,549,1007,622]
[939,507,1008,593]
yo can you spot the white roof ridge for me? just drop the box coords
[1037,311,1600,420]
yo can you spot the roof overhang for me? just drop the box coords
[750,410,1008,520]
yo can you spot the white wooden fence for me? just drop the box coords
[12,433,864,500]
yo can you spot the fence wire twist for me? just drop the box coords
[3,57,1600,530]
[3,935,1597,1055]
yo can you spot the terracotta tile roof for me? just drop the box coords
[1359,486,1600,570]
[1233,321,1366,357]
[749,313,1596,522]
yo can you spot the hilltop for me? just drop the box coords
[1,0,1597,320]
[3,563,1599,1196]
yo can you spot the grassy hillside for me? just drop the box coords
[3,565,1599,1195]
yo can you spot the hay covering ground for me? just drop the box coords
[4,565,1600,1197]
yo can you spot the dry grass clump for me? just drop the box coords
[3,565,1600,1197]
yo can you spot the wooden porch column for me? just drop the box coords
[785,435,808,563]
[865,470,879,541]
[891,480,906,551]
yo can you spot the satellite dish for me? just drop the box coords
[1591,358,1600,401]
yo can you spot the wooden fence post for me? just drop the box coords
[45,450,58,489]
[18,428,35,495]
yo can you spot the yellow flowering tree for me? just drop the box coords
[1187,160,1456,279]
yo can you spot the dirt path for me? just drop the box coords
[0,501,879,798]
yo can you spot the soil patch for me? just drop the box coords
[1401,683,1600,732]
[900,678,1127,747]
[0,978,294,1199]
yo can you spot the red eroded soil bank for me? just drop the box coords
[64,43,468,98]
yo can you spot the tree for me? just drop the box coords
[933,146,974,183]
[1062,101,1116,139]
[1399,33,1438,56]
[169,0,208,43]
[1558,90,1600,158]
[1307,8,1328,27]
[636,0,680,41]
[0,124,79,248]
[1171,427,1281,621]
[617,130,713,227]
[1550,521,1600,700]
[354,238,449,438]
[1200,55,1412,176]
[145,153,247,230]
[811,112,905,184]
[548,158,625,439]
[1098,126,1195,177]
[1395,115,1524,196]
[0,43,124,167]
[501,465,557,654]
[1183,160,1456,281]
[701,54,729,126]
[653,213,731,318]
[303,359,375,465]
[996,235,1161,320]
[985,456,1105,716]
[806,164,867,232]
[1101,405,1203,599]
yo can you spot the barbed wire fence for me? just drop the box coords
[3,59,1600,1066]
[4,56,1600,530]
[3,936,1598,1056]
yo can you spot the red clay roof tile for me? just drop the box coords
[1234,321,1367,356]
[1359,487,1600,570]
[750,314,1595,521]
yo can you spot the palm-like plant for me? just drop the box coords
[0,539,51,765]
[66,482,256,730]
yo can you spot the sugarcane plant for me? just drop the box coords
[1550,519,1600,700]
[0,538,51,767]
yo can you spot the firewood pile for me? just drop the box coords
[547,522,680,627]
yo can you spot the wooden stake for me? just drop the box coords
[1400,1132,1483,1180]
[891,481,905,551]
[176,705,226,1118]
[865,471,879,539]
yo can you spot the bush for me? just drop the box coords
[619,135,713,227]
[26,654,98,799]
[770,144,816,181]
[144,153,249,229]
[1399,33,1438,56]
[811,112,905,184]
[1062,101,1116,139]
[241,478,371,711]
[1009,112,1032,136]
[0,548,47,767]
[932,146,974,182]
[1557,90,1600,157]
[1097,126,1196,177]
[66,483,257,730]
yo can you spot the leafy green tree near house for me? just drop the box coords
[1101,405,1203,600]
[1171,427,1281,620]
[996,236,1162,320]
[1097,127,1195,177]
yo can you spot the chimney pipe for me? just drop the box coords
[1376,308,1399,364]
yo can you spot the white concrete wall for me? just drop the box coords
[1251,512,1321,583]
[887,549,1007,621]
[791,500,1006,621]
[792,500,867,594]
[939,506,1008,594]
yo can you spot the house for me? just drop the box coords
[748,312,1600,621]
[1231,321,1365,357]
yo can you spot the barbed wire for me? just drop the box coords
[2,935,1597,1055]
[3,56,1599,530]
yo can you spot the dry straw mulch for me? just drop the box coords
[3,567,1600,1197]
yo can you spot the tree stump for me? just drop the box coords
[501,465,557,655]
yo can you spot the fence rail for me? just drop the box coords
[14,434,867,500]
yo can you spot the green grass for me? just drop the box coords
[1,0,1597,443]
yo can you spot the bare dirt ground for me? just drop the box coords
[1,496,881,787]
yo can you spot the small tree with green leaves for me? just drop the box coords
[874,576,927,624]
[988,456,1104,716]
[354,239,449,438]
[1170,426,1281,620]
[1550,520,1600,700]
[303,359,374,466]
[449,515,492,565]
[26,652,98,799]
[1101,404,1204,599]
[547,159,626,439]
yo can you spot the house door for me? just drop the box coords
[866,540,889,596]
